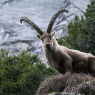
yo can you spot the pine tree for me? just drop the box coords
[57,0,95,54]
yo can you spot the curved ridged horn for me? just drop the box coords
[20,17,44,35]
[47,9,68,33]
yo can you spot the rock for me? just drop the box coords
[36,73,94,95]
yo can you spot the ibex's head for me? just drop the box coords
[20,9,68,51]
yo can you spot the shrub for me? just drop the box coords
[0,49,58,95]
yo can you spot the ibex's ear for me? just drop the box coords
[37,35,41,39]
[51,32,55,37]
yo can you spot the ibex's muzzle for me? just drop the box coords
[46,43,52,51]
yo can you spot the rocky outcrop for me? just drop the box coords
[36,73,95,95]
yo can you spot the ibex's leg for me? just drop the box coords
[46,60,53,68]
[47,60,57,69]
[64,60,72,74]
[88,57,95,77]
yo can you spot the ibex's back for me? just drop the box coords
[20,8,95,77]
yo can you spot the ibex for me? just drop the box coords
[20,9,95,76]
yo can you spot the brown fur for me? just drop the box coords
[40,33,95,76]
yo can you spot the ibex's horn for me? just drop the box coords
[20,17,44,35]
[47,9,68,33]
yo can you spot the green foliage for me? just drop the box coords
[0,49,58,95]
[57,0,95,54]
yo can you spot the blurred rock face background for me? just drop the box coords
[0,0,90,63]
